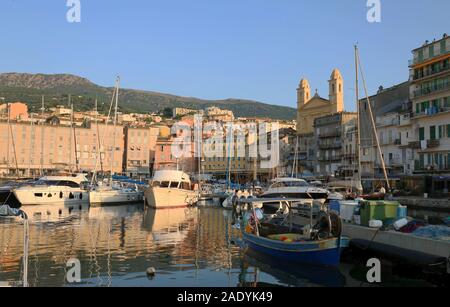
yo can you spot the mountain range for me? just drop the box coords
[0,73,296,120]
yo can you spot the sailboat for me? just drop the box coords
[354,45,391,199]
[89,77,144,206]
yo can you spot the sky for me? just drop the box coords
[0,0,449,111]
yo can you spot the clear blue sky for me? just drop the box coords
[0,0,449,111]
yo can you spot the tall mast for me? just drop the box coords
[6,102,10,175]
[6,103,20,178]
[71,102,79,173]
[110,76,120,181]
[95,99,104,173]
[355,46,363,191]
[40,96,45,176]
[28,113,34,177]
[356,48,391,190]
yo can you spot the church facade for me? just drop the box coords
[296,69,344,134]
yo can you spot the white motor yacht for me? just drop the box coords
[144,170,198,209]
[13,174,89,206]
[261,177,329,203]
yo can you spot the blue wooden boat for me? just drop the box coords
[243,232,342,267]
[238,198,346,268]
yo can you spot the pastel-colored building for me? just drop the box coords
[0,121,124,176]
[0,102,29,120]
[124,126,159,176]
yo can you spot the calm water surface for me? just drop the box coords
[0,203,437,287]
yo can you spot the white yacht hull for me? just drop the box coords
[89,189,144,205]
[144,187,198,209]
[13,187,89,206]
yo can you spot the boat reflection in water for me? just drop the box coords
[142,207,197,244]
[240,249,346,287]
[20,203,90,223]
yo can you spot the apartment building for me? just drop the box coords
[313,112,357,176]
[123,126,159,177]
[0,121,124,176]
[409,34,450,175]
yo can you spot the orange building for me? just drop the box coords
[0,102,29,120]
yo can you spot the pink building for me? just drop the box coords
[0,121,124,176]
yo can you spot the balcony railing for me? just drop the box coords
[409,141,421,149]
[427,139,440,148]
[318,156,342,162]
[412,65,450,81]
[414,106,450,117]
[414,161,450,172]
[413,82,450,98]
[319,131,342,138]
[318,143,342,150]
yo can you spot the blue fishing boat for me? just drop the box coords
[237,198,346,268]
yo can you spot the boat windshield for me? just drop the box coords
[34,180,81,188]
[270,180,309,188]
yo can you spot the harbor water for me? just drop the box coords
[0,203,439,287]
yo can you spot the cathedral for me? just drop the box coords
[296,69,344,134]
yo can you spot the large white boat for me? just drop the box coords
[13,174,90,206]
[89,182,144,206]
[261,177,329,203]
[144,170,198,209]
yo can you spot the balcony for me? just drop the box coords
[318,143,342,150]
[427,139,440,148]
[413,82,450,98]
[394,139,402,145]
[399,113,413,126]
[342,153,356,160]
[318,156,342,162]
[319,130,342,138]
[414,106,450,118]
[414,161,450,173]
[409,49,450,67]
[412,64,450,82]
[408,141,421,149]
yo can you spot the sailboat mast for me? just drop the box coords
[71,102,79,173]
[28,113,34,177]
[356,49,391,190]
[95,99,104,173]
[6,103,20,178]
[110,77,120,180]
[40,96,45,176]
[355,46,363,188]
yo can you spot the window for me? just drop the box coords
[444,97,450,108]
[160,181,170,188]
[170,182,179,188]
[430,126,436,140]
[429,45,434,58]
[441,40,446,54]
[418,49,424,62]
[419,127,425,141]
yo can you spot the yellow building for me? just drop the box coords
[297,69,344,134]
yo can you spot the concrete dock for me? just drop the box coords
[342,223,450,260]
[394,197,449,211]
